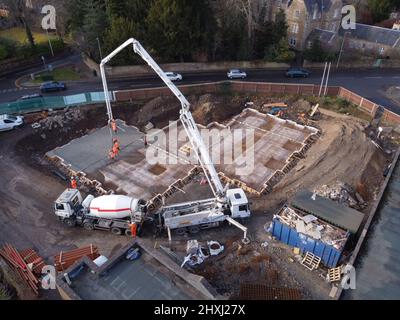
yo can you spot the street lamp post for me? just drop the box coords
[46,29,54,57]
[336,31,349,69]
[41,56,47,71]
[96,37,103,61]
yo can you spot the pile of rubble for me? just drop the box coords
[314,182,367,210]
[32,108,82,132]
[276,206,348,250]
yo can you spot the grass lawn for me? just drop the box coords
[0,27,57,45]
[32,67,81,83]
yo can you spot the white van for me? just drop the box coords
[0,114,24,132]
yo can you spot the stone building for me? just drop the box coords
[270,0,344,50]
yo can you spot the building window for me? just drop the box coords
[291,23,299,34]
[307,41,312,49]
[295,10,300,17]
[289,37,297,47]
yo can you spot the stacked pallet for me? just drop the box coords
[54,244,100,272]
[0,244,41,295]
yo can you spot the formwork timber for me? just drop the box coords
[46,109,320,209]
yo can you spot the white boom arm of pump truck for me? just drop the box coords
[101,38,225,200]
[99,38,250,239]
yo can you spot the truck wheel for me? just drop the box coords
[83,221,94,231]
[125,229,132,237]
[188,226,200,234]
[64,218,76,227]
[111,227,122,235]
[175,228,187,236]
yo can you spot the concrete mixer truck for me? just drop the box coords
[54,189,147,236]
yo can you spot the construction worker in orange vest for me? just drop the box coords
[113,138,120,152]
[112,144,119,158]
[110,119,117,133]
[130,222,137,238]
[70,177,77,189]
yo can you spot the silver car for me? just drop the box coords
[227,69,247,79]
[165,72,183,81]
[0,114,24,132]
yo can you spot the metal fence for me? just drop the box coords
[0,91,112,114]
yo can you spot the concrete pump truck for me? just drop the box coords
[54,38,251,241]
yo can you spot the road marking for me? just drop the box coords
[392,76,400,79]
[364,76,382,79]
[0,87,30,93]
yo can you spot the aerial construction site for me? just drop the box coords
[1,39,400,301]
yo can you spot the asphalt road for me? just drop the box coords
[1,59,400,114]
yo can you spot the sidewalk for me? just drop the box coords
[16,61,94,89]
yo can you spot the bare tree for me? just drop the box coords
[3,0,35,47]
[227,0,270,56]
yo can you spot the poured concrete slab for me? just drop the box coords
[100,153,193,199]
[139,109,318,192]
[48,109,319,199]
[46,119,144,174]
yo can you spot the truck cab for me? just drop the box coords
[226,188,250,219]
[54,189,83,220]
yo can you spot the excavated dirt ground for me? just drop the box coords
[1,92,395,300]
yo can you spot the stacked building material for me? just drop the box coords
[0,244,41,295]
[54,245,100,272]
[19,248,46,276]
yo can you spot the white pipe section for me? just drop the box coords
[318,62,327,97]
[226,216,248,240]
[324,62,332,96]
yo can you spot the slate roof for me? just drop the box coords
[339,23,400,48]
[307,28,337,43]
[303,0,333,13]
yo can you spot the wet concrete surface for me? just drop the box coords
[46,119,144,173]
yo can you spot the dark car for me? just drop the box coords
[40,81,67,93]
[285,67,311,78]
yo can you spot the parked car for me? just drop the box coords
[40,81,67,93]
[165,72,183,81]
[227,69,247,79]
[0,114,24,132]
[18,93,43,101]
[285,67,311,78]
